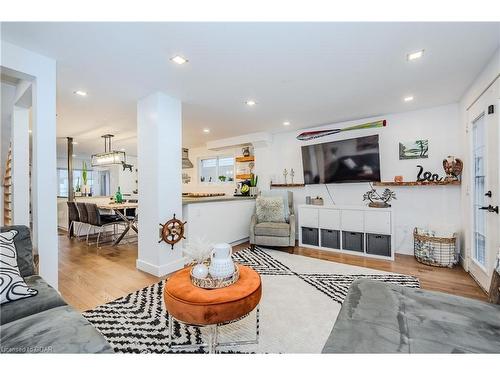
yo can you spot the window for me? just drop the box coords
[199,156,234,183]
[57,168,94,197]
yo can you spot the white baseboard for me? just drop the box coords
[136,258,184,277]
[230,237,249,246]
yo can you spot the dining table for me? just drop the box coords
[97,202,138,245]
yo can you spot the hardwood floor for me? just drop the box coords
[58,233,487,312]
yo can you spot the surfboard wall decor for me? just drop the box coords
[296,119,386,141]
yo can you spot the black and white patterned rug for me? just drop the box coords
[83,247,419,353]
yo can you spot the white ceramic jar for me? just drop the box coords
[209,243,235,279]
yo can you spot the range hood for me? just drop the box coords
[182,148,194,169]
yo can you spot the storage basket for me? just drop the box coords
[413,228,458,268]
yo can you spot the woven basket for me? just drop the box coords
[413,228,458,268]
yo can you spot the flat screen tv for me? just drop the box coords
[301,134,381,184]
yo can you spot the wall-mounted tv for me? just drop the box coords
[301,135,381,184]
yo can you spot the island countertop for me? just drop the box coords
[182,195,256,204]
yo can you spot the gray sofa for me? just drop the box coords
[249,191,295,251]
[322,278,500,353]
[0,225,112,353]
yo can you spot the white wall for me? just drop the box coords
[253,103,463,255]
[109,155,138,196]
[182,145,244,196]
[459,48,500,270]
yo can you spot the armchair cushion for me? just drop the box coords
[255,196,286,223]
[254,222,290,237]
[261,191,291,221]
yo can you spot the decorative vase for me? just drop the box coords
[249,187,259,197]
[242,147,250,157]
[192,263,209,279]
[209,243,234,279]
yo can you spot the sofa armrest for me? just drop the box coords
[249,214,257,244]
[289,213,296,246]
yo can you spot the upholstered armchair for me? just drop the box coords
[249,191,295,253]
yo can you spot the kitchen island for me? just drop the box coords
[182,196,255,245]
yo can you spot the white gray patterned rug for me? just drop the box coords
[83,247,419,353]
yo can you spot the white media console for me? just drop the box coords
[298,204,394,260]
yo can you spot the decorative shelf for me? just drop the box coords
[373,181,461,187]
[270,183,306,188]
[236,174,252,180]
[235,156,255,163]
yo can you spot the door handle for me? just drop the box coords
[479,205,499,214]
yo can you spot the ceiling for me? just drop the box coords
[1,22,499,158]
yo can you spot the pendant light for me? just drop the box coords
[91,134,126,166]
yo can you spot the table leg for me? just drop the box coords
[168,314,173,348]
[112,209,132,245]
[207,325,217,354]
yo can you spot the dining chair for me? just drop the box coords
[75,202,89,241]
[85,203,123,247]
[66,201,80,238]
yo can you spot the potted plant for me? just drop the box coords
[75,177,81,197]
[81,161,89,196]
[249,174,259,196]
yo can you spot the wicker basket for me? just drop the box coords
[413,228,458,268]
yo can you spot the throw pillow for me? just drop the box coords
[256,196,286,223]
[0,230,38,304]
[261,191,290,222]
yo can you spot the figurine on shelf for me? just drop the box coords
[283,168,288,184]
[363,185,397,208]
[290,168,295,184]
[443,156,463,182]
[416,165,443,182]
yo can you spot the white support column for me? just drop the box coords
[1,42,58,289]
[11,106,30,226]
[31,60,58,289]
[137,92,184,276]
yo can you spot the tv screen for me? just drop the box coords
[301,135,381,184]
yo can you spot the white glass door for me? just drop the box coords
[468,78,499,291]
[472,115,486,266]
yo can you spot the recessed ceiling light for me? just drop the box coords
[283,121,291,126]
[245,100,257,106]
[74,90,88,97]
[203,128,210,134]
[170,55,188,65]
[404,96,414,102]
[407,50,424,61]
[72,141,78,145]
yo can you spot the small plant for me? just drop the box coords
[218,175,227,182]
[82,161,88,186]
[250,174,258,187]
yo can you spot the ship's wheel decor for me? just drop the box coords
[159,214,186,249]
